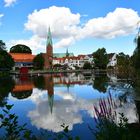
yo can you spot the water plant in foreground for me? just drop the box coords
[0,104,34,140]
[90,92,140,140]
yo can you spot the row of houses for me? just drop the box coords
[9,28,117,70]
[10,52,117,70]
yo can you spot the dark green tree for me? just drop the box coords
[0,40,6,50]
[117,52,132,78]
[132,36,140,70]
[33,53,44,70]
[10,44,32,54]
[117,52,130,66]
[83,61,92,69]
[0,50,14,70]
[93,48,108,69]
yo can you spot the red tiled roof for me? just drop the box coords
[10,53,35,62]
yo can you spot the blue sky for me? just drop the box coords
[0,0,140,55]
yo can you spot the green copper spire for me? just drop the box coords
[48,94,54,114]
[47,27,53,46]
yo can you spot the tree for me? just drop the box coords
[0,50,15,70]
[83,62,92,69]
[10,44,32,54]
[0,40,6,50]
[132,36,140,70]
[33,53,44,70]
[93,48,108,69]
[117,52,130,66]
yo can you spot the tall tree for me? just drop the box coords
[132,36,140,69]
[33,53,44,70]
[0,50,15,70]
[83,61,92,69]
[10,44,32,54]
[93,48,108,69]
[0,40,6,50]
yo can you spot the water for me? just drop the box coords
[0,73,139,139]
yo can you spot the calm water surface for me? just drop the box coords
[0,73,139,139]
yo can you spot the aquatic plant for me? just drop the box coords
[90,92,140,140]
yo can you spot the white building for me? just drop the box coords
[107,53,117,67]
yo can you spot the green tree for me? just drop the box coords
[10,44,32,54]
[93,48,108,69]
[132,36,140,70]
[0,40,6,50]
[117,52,132,78]
[83,61,92,69]
[0,50,14,70]
[33,53,44,70]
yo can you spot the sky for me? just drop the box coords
[0,0,140,56]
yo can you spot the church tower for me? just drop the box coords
[44,27,53,69]
[46,27,53,56]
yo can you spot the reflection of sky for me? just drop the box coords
[4,75,139,139]
[26,84,138,134]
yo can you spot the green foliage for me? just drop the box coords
[10,44,32,54]
[91,95,140,140]
[93,48,108,69]
[0,40,6,50]
[11,90,32,99]
[0,50,15,70]
[0,77,15,107]
[132,36,140,70]
[117,52,132,78]
[33,76,46,90]
[0,104,34,140]
[33,53,45,70]
[83,61,92,69]
[92,113,140,140]
[93,76,108,93]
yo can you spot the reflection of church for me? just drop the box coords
[12,75,54,113]
[11,73,93,113]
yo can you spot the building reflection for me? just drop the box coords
[11,75,34,99]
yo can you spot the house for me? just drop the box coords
[53,54,93,69]
[10,53,35,70]
[107,53,117,67]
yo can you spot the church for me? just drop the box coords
[10,28,93,70]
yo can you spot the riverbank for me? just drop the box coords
[9,69,108,76]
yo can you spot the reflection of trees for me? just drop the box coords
[93,76,108,93]
[0,77,15,107]
[11,90,32,99]
[33,76,46,90]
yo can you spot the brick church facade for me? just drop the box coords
[42,27,53,69]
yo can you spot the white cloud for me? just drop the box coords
[9,7,139,52]
[81,8,140,39]
[28,89,93,132]
[8,35,45,54]
[28,88,138,132]
[0,14,4,25]
[25,6,81,39]
[54,37,75,48]
[4,0,17,7]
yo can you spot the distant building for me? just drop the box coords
[107,53,117,67]
[10,53,35,70]
[53,54,93,69]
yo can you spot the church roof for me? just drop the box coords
[53,53,74,58]
[10,53,35,62]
